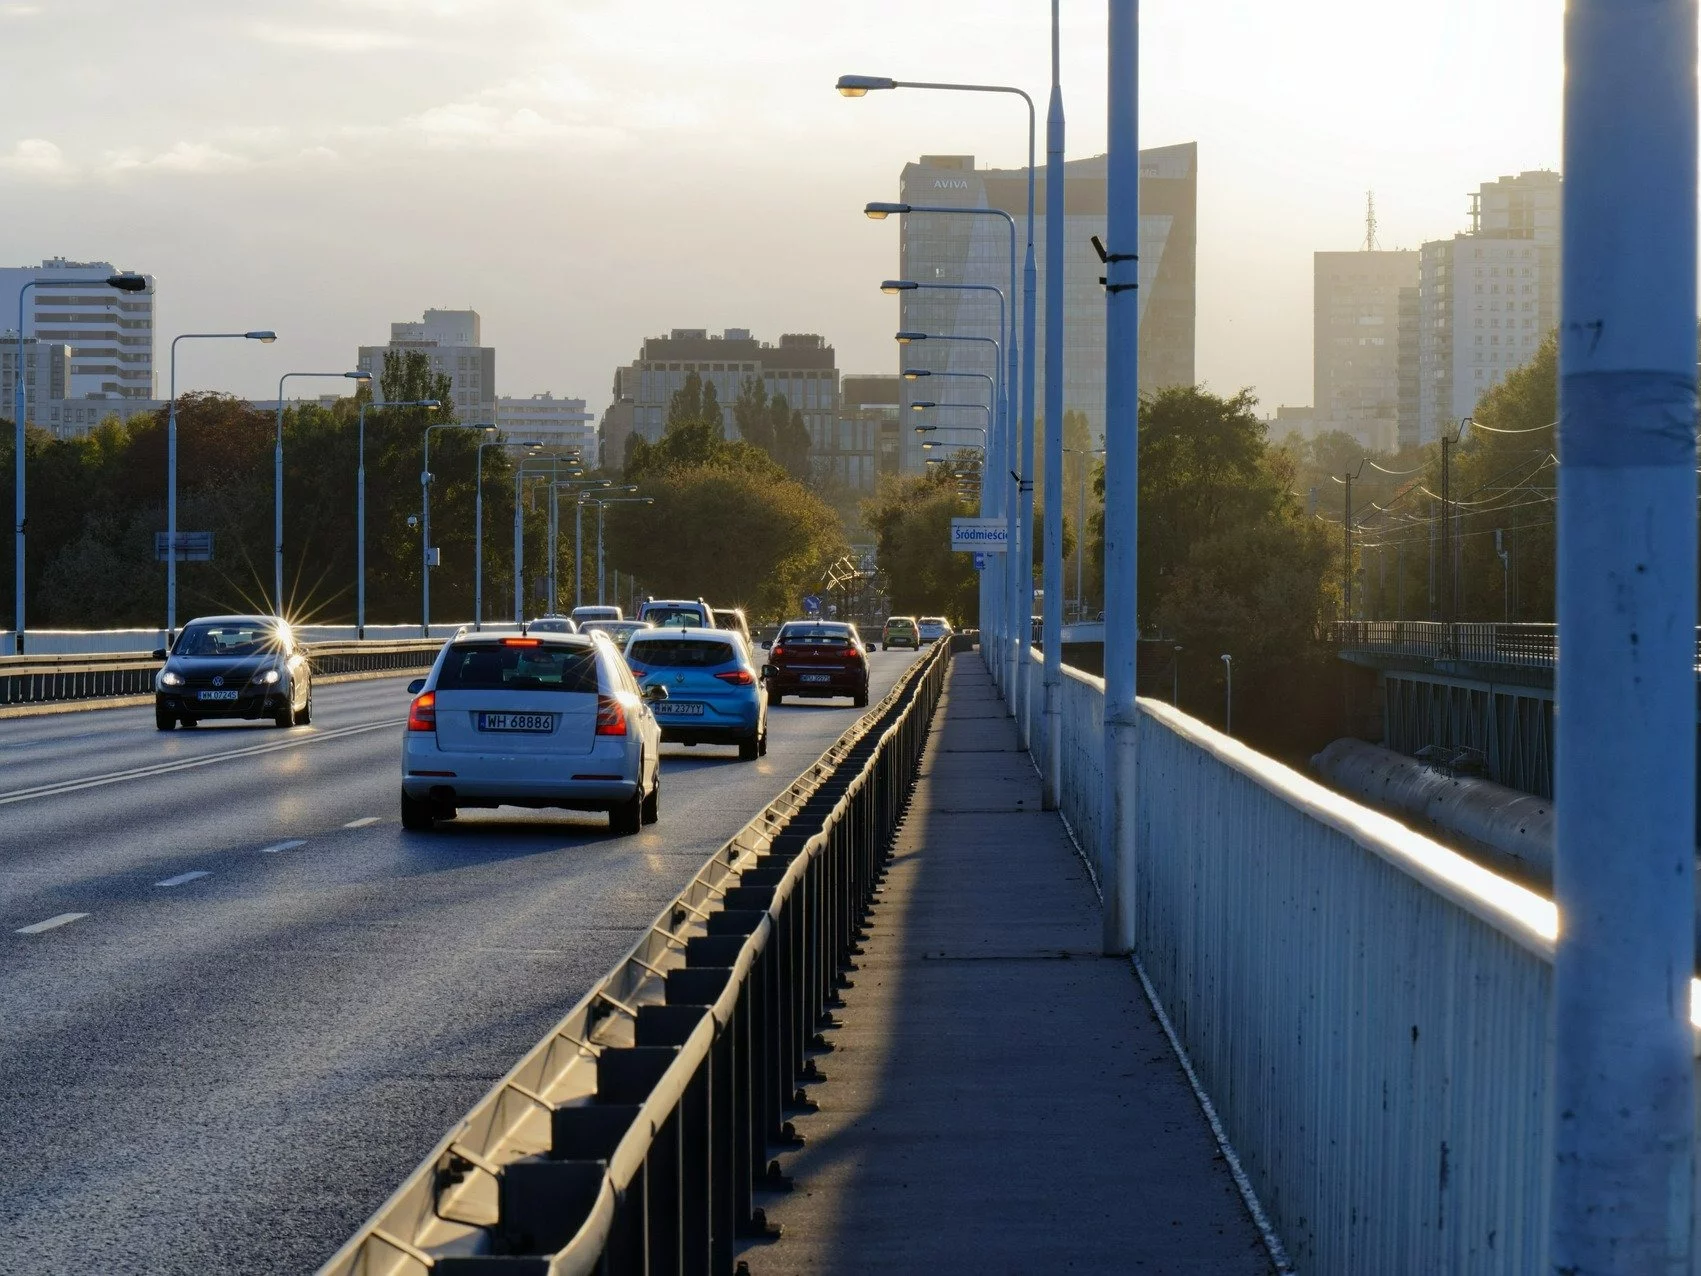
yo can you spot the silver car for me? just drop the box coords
[401,632,665,835]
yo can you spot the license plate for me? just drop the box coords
[655,701,705,716]
[476,712,555,733]
[197,689,239,701]
[800,674,832,683]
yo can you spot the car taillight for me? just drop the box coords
[844,646,862,659]
[770,645,784,659]
[596,694,628,736]
[407,691,436,731]
[715,669,755,686]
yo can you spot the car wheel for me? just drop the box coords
[274,699,296,729]
[641,773,660,825]
[770,692,783,706]
[297,689,312,725]
[400,789,435,831]
[738,734,760,762]
[610,789,643,836]
[154,708,176,731]
[854,689,869,708]
[181,716,200,728]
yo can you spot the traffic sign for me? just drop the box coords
[153,531,213,562]
[803,593,822,614]
[973,552,987,572]
[950,517,1008,552]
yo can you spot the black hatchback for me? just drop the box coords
[154,615,313,730]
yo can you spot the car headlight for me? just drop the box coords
[254,669,281,685]
[159,670,184,687]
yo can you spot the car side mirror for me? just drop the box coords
[151,648,168,660]
[644,683,669,702]
[760,664,773,680]
[407,678,426,695]
[761,638,772,650]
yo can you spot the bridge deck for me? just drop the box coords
[740,653,1274,1274]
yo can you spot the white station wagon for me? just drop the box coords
[401,631,665,834]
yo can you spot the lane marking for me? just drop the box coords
[156,871,211,888]
[0,718,404,808]
[16,912,89,935]
[342,816,380,829]
[258,839,306,854]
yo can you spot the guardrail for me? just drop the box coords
[0,640,446,708]
[1332,620,1562,668]
[1033,650,1701,1274]
[319,637,949,1275]
[0,625,480,656]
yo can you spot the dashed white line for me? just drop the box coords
[342,816,380,829]
[156,870,211,888]
[16,912,89,935]
[258,839,306,854]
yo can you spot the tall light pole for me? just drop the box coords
[356,397,438,638]
[838,73,1037,700]
[1039,0,1068,811]
[164,328,277,639]
[1065,445,1104,616]
[475,438,542,629]
[12,270,149,653]
[421,421,494,635]
[275,370,369,616]
[1553,0,1697,1266]
[586,494,652,605]
[561,480,623,609]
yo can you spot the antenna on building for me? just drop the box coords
[1363,190,1379,251]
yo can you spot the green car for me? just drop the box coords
[881,616,920,651]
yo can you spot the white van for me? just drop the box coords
[571,604,623,624]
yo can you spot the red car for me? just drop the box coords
[763,620,870,708]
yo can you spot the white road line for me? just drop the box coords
[16,912,89,935]
[342,816,380,829]
[258,839,307,854]
[156,871,211,888]
[0,718,404,808]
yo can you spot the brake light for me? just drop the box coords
[844,646,862,659]
[502,637,540,647]
[770,645,785,659]
[715,669,755,686]
[407,691,436,732]
[596,694,628,736]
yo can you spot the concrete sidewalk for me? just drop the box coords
[738,652,1274,1275]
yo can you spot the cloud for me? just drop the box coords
[106,141,253,174]
[0,4,42,16]
[0,138,70,176]
[249,22,416,52]
[401,101,624,151]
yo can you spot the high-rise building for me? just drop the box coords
[600,363,640,471]
[497,392,596,461]
[0,257,155,400]
[1396,286,1421,450]
[625,328,839,453]
[358,308,496,423]
[894,143,1196,470]
[831,373,902,492]
[1413,172,1561,446]
[0,337,70,428]
[1314,249,1417,453]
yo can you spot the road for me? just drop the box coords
[0,650,920,1275]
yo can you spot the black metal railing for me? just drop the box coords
[318,639,951,1276]
[1332,621,1561,669]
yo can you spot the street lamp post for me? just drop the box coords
[476,438,543,629]
[1039,0,1068,811]
[11,271,149,653]
[421,422,495,635]
[1065,445,1104,617]
[275,370,369,616]
[164,328,277,639]
[356,398,439,638]
[584,495,653,605]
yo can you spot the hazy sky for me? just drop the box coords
[0,0,1563,415]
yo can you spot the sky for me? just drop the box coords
[0,0,1564,416]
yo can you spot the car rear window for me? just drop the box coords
[886,619,916,631]
[628,639,736,668]
[437,643,601,693]
[781,626,853,643]
[645,606,708,627]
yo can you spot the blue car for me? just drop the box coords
[625,628,768,761]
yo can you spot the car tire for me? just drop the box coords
[400,789,435,831]
[758,724,768,758]
[641,773,660,825]
[854,689,869,708]
[155,708,175,731]
[738,734,760,762]
[274,699,296,729]
[297,689,312,725]
[770,692,784,706]
[181,716,199,728]
[610,789,643,836]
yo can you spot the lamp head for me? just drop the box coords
[894,331,927,344]
[864,202,909,220]
[880,279,918,294]
[522,440,544,448]
[910,402,935,412]
[836,74,896,97]
[901,368,930,380]
[345,370,372,381]
[106,272,148,293]
[245,331,277,343]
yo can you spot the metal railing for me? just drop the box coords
[0,640,445,708]
[1032,651,1701,1274]
[1332,620,1561,668]
[0,624,478,657]
[318,638,950,1275]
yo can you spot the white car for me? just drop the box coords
[401,631,664,835]
[918,616,953,643]
[571,604,622,624]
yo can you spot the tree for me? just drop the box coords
[862,466,979,622]
[769,393,813,483]
[733,376,774,452]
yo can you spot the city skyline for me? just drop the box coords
[0,0,1563,418]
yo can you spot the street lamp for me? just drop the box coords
[163,328,277,639]
[10,270,149,653]
[1064,444,1104,617]
[421,421,495,635]
[476,438,543,628]
[355,398,439,638]
[583,493,653,606]
[566,481,625,609]
[275,370,369,616]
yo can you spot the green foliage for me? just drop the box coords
[729,375,812,483]
[861,466,979,622]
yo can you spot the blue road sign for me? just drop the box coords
[973,552,987,572]
[803,594,822,614]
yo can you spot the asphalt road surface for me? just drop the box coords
[0,649,920,1274]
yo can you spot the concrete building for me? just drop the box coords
[1313,249,1417,453]
[358,308,496,424]
[600,363,640,472]
[497,392,596,461]
[0,257,156,400]
[894,143,1196,470]
[1396,285,1421,450]
[0,337,69,429]
[1413,172,1561,446]
[831,373,902,492]
[626,328,839,453]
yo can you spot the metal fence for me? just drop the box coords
[318,638,949,1275]
[0,640,445,708]
[1037,655,1701,1274]
[0,625,479,657]
[1332,620,1561,668]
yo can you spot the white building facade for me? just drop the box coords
[358,308,496,424]
[0,257,156,402]
[496,392,596,462]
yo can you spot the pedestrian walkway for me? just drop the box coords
[738,652,1275,1275]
